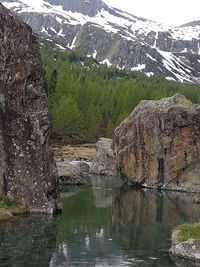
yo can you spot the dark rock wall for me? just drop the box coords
[0,3,61,213]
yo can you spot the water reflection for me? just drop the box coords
[51,177,200,266]
[0,176,199,267]
[111,188,200,265]
[90,175,122,208]
[54,182,120,267]
[0,215,58,267]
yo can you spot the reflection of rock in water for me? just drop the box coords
[46,185,200,266]
[111,189,200,252]
[60,185,81,199]
[0,215,58,267]
[90,175,122,208]
[50,243,71,267]
[170,255,200,267]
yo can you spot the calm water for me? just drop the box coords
[0,175,199,267]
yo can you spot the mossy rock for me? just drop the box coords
[172,223,200,245]
[0,196,27,221]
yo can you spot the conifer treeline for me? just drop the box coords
[41,45,200,144]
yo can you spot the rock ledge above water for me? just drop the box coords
[170,239,200,266]
[57,160,89,185]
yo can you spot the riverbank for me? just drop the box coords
[1,182,198,266]
[53,144,96,186]
[170,223,200,265]
[172,223,200,245]
[53,144,96,161]
[0,197,27,221]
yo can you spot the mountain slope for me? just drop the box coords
[3,0,200,83]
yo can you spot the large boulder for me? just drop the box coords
[0,4,61,213]
[170,239,200,266]
[113,94,200,191]
[70,160,91,174]
[57,161,87,185]
[90,138,115,176]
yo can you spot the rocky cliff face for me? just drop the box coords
[2,0,200,83]
[113,94,200,192]
[62,0,105,16]
[0,3,61,213]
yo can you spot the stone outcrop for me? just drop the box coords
[70,160,91,175]
[0,3,61,213]
[57,161,87,185]
[113,94,200,192]
[46,0,105,17]
[170,239,200,266]
[90,138,115,176]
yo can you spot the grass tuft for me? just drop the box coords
[175,223,200,243]
[0,196,26,221]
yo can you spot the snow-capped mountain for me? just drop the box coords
[3,0,200,83]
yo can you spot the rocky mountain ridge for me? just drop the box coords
[2,0,200,83]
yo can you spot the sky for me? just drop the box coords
[103,0,200,26]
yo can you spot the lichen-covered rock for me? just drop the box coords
[70,160,91,174]
[113,94,200,192]
[0,3,61,214]
[57,161,87,185]
[170,239,200,266]
[90,138,115,176]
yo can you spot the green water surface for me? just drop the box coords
[0,175,199,267]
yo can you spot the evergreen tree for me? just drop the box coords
[51,96,81,143]
[41,44,200,144]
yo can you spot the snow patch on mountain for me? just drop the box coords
[147,54,157,62]
[3,0,200,83]
[166,76,176,81]
[69,35,77,49]
[93,50,97,59]
[4,0,200,41]
[100,58,112,67]
[158,50,195,82]
[132,64,146,71]
[146,72,154,77]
